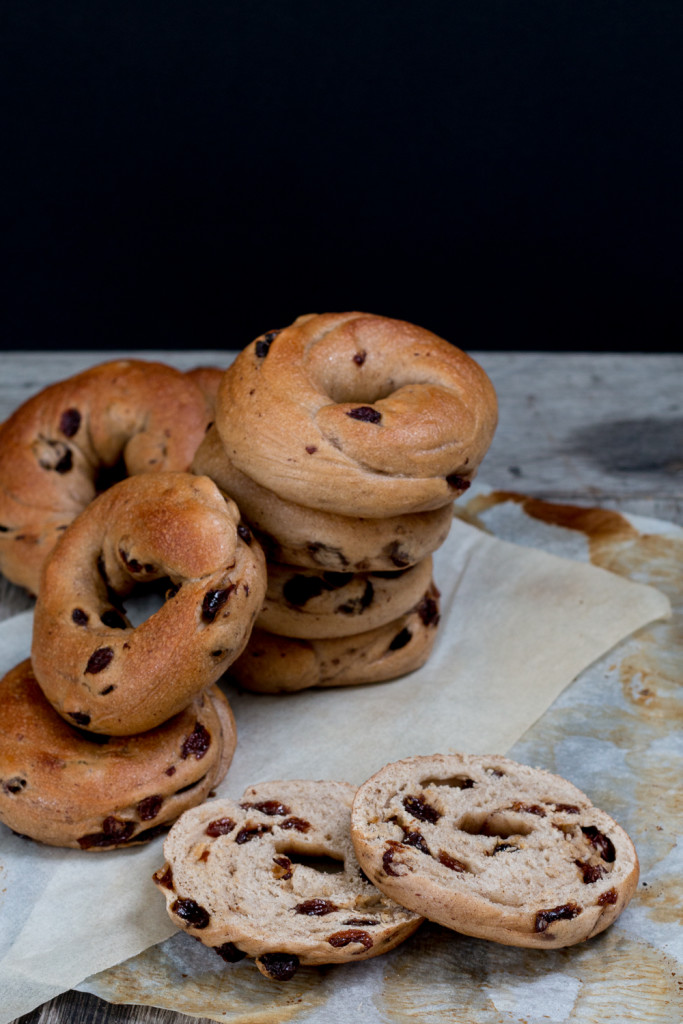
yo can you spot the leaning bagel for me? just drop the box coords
[0,659,236,850]
[193,426,454,571]
[0,359,216,594]
[215,313,498,518]
[31,472,266,735]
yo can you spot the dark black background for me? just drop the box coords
[2,2,681,352]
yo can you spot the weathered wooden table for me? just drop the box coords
[3,351,682,1024]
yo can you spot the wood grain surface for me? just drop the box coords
[3,350,682,1024]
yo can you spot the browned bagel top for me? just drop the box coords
[216,313,498,517]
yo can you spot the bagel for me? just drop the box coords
[215,313,498,518]
[228,584,440,693]
[31,472,266,735]
[350,754,640,949]
[154,780,422,977]
[256,558,434,639]
[0,359,216,594]
[0,659,236,850]
[193,425,454,571]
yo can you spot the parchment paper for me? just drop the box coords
[0,506,671,1024]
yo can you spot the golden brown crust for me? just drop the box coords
[31,472,266,735]
[0,659,236,849]
[351,754,640,949]
[193,426,454,571]
[229,584,440,693]
[215,313,498,518]
[0,359,215,594]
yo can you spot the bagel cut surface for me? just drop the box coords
[351,754,640,949]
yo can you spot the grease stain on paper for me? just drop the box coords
[377,925,682,1023]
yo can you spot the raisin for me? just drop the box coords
[214,942,246,963]
[256,952,299,981]
[99,684,115,695]
[327,929,373,951]
[403,794,440,824]
[554,803,581,814]
[237,523,252,545]
[235,824,271,844]
[2,777,27,795]
[385,541,411,568]
[138,795,163,821]
[280,816,311,832]
[165,766,176,776]
[205,817,236,837]
[438,850,468,872]
[339,580,374,615]
[401,829,430,855]
[72,608,89,626]
[294,899,339,916]
[181,723,211,760]
[78,817,136,849]
[346,406,381,424]
[417,593,440,626]
[305,445,317,454]
[511,802,547,817]
[254,330,281,359]
[67,711,91,726]
[446,474,470,491]
[534,902,582,933]
[59,408,81,437]
[597,888,618,906]
[382,841,404,876]
[388,628,412,651]
[322,571,354,588]
[581,825,616,862]
[343,918,376,926]
[85,647,114,674]
[153,865,174,890]
[273,856,293,880]
[101,609,127,630]
[172,897,210,929]
[202,585,235,623]
[352,350,367,366]
[575,860,606,884]
[240,800,290,816]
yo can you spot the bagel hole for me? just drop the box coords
[456,812,534,840]
[274,850,345,875]
[124,578,173,627]
[324,378,396,405]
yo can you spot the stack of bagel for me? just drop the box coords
[0,361,267,849]
[193,311,498,693]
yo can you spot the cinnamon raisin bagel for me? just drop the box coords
[256,558,434,639]
[31,472,266,735]
[215,313,498,518]
[229,584,440,693]
[0,359,215,594]
[0,659,236,850]
[193,425,454,571]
